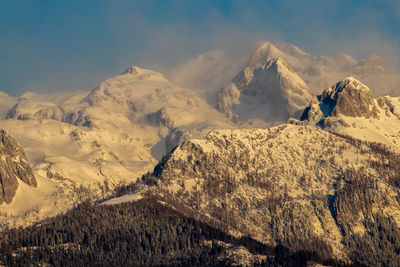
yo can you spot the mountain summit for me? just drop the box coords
[217,53,312,123]
[300,77,378,125]
[296,77,400,151]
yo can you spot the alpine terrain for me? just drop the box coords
[1,41,400,266]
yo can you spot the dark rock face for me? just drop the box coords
[300,77,379,125]
[323,78,376,118]
[0,129,36,204]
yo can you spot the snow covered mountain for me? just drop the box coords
[254,42,400,96]
[1,40,400,236]
[2,40,400,265]
[0,66,233,227]
[295,77,400,152]
[216,56,312,123]
[167,42,400,103]
[215,41,400,124]
[107,123,400,263]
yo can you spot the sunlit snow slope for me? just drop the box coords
[0,66,233,227]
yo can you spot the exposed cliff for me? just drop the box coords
[0,129,36,204]
[300,77,378,123]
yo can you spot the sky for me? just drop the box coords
[1,0,400,95]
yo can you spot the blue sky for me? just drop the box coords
[1,0,400,95]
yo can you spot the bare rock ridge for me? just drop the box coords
[0,129,36,204]
[300,77,379,126]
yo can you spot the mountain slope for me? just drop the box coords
[2,198,349,266]
[111,123,400,263]
[236,41,400,97]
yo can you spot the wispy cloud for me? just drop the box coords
[0,0,399,95]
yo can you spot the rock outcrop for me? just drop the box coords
[0,129,36,204]
[300,77,379,126]
[294,77,400,152]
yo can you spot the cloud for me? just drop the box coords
[0,0,399,95]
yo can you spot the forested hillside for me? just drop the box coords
[0,197,349,266]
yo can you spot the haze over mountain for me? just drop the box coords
[166,50,241,101]
[169,42,400,101]
[3,0,400,97]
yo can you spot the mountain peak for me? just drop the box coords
[246,42,285,69]
[120,66,168,82]
[300,77,378,125]
[333,77,370,92]
[217,56,311,123]
[122,66,149,75]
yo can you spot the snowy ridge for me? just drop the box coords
[236,41,400,96]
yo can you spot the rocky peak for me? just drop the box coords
[217,57,311,123]
[0,129,36,204]
[121,66,167,80]
[300,77,379,124]
[123,66,144,75]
